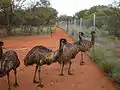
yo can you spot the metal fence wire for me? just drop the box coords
[58,18,119,59]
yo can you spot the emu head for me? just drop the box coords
[60,38,67,47]
[91,31,96,36]
[24,53,36,66]
[79,32,84,36]
[51,38,67,63]
[0,41,4,46]
[60,38,67,44]
[59,38,67,54]
[79,32,85,41]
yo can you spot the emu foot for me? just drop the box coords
[37,84,44,88]
[13,83,19,88]
[68,72,73,75]
[80,61,84,65]
[33,80,39,83]
[8,88,11,90]
[59,73,64,76]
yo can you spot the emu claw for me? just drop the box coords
[13,83,19,88]
[80,61,84,65]
[59,73,64,76]
[37,84,44,88]
[33,80,39,83]
[8,88,11,90]
[68,72,73,75]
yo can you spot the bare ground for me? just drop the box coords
[0,28,117,90]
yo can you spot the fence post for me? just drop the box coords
[80,18,82,32]
[66,20,69,32]
[92,13,96,60]
[50,26,52,37]
[93,13,96,30]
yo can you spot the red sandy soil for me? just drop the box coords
[0,28,117,90]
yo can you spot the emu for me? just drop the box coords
[78,31,96,65]
[56,31,96,76]
[0,41,20,90]
[24,38,67,88]
[56,35,84,76]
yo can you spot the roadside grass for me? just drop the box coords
[90,44,120,84]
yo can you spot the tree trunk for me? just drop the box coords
[37,26,40,34]
[3,4,13,35]
[29,26,32,35]
[40,26,43,33]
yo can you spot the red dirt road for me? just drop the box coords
[0,28,117,90]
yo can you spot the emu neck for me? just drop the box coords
[79,35,83,44]
[91,35,95,46]
[59,42,63,56]
[0,46,3,59]
[79,35,83,41]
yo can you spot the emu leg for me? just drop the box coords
[33,65,39,83]
[51,32,52,37]
[7,73,11,90]
[59,62,64,76]
[68,61,73,75]
[37,65,44,88]
[13,69,19,88]
[80,52,84,65]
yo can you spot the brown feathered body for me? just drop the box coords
[57,42,80,64]
[0,41,20,90]
[0,50,20,77]
[74,39,92,52]
[24,45,62,66]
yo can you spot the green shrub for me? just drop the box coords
[90,45,106,63]
[90,44,120,84]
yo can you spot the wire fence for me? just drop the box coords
[58,19,120,58]
[12,25,55,35]
[58,20,103,43]
[0,25,56,37]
